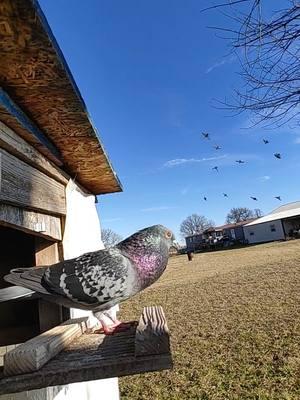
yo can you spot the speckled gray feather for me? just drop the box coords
[4,225,175,313]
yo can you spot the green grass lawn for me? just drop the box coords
[119,240,300,399]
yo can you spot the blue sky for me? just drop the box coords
[39,0,299,241]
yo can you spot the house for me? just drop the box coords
[0,1,171,398]
[219,219,257,244]
[243,201,300,244]
[185,219,256,251]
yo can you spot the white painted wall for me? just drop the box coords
[243,219,285,244]
[0,180,120,400]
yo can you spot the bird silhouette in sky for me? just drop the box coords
[203,196,207,201]
[250,196,258,201]
[274,153,281,159]
[223,193,228,197]
[263,139,269,144]
[236,160,245,164]
[212,166,219,172]
[201,132,210,139]
[214,145,221,150]
[275,196,282,201]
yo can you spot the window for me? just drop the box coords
[270,224,276,232]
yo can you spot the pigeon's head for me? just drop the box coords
[135,224,177,250]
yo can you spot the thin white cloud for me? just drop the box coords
[102,217,122,223]
[181,187,189,196]
[164,155,227,168]
[259,175,271,182]
[141,206,176,212]
[205,55,236,74]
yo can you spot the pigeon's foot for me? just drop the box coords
[94,321,134,335]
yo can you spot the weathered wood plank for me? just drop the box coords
[0,322,173,395]
[3,317,88,376]
[35,239,64,332]
[0,204,62,240]
[0,149,66,215]
[0,87,62,165]
[135,306,170,357]
[0,1,122,195]
[0,121,69,185]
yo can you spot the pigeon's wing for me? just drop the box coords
[41,248,134,308]
[5,248,135,310]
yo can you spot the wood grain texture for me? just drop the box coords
[135,306,170,357]
[0,149,66,215]
[0,121,69,185]
[3,317,88,376]
[0,320,172,394]
[35,240,64,332]
[0,204,62,240]
[0,0,122,195]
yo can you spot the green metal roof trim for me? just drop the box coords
[0,0,122,194]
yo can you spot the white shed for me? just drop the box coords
[244,201,300,244]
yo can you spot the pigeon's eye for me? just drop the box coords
[165,231,172,239]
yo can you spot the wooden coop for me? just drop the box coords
[0,0,172,398]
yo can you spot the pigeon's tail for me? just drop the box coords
[4,266,49,295]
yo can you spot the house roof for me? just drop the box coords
[245,201,300,227]
[217,219,257,230]
[0,0,122,195]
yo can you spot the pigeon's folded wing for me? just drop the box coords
[5,248,135,310]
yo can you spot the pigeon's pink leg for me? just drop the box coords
[93,311,134,335]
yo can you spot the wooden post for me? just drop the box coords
[135,306,170,357]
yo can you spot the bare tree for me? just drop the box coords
[226,207,254,223]
[180,214,215,237]
[206,0,300,126]
[253,208,263,218]
[101,228,122,248]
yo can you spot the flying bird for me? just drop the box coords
[274,153,281,159]
[212,166,219,172]
[214,145,221,150]
[263,139,269,144]
[203,196,207,201]
[250,196,258,201]
[201,132,210,140]
[223,193,228,197]
[275,196,282,201]
[4,225,176,335]
[235,160,245,164]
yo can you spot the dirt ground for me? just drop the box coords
[119,240,300,400]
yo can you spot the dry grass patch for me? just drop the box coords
[119,241,300,399]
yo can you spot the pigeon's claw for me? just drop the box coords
[94,321,135,335]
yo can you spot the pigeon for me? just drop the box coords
[4,225,176,335]
[223,193,228,197]
[214,145,221,150]
[235,160,245,164]
[201,132,210,139]
[250,196,258,201]
[274,153,281,159]
[212,166,219,172]
[275,196,282,201]
[263,139,269,144]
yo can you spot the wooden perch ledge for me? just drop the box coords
[0,306,172,395]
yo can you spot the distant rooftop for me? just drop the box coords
[245,201,300,226]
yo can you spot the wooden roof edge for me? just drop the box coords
[33,0,123,193]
